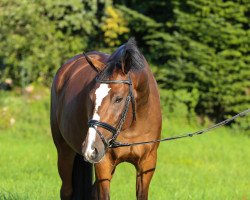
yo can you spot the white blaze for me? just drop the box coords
[85,84,111,157]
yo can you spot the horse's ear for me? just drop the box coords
[120,38,144,74]
[84,53,106,72]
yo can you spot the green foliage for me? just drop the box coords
[172,0,250,126]
[101,6,130,47]
[117,5,162,46]
[0,0,106,86]
[117,0,250,128]
[0,0,249,128]
[160,88,199,120]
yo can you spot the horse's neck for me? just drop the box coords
[134,70,151,118]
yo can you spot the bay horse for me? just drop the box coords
[50,38,162,200]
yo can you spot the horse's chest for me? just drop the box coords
[111,145,151,164]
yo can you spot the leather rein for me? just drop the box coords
[84,53,250,149]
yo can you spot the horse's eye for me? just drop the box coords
[114,97,123,103]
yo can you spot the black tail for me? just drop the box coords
[72,154,93,200]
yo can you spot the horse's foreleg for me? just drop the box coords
[51,114,76,200]
[135,152,157,200]
[54,135,75,200]
[93,156,115,200]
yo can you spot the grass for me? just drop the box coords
[0,87,249,200]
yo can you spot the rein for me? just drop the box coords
[111,109,250,148]
[84,53,250,149]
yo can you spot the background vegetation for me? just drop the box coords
[0,0,249,199]
[0,0,249,127]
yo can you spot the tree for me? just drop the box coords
[0,0,108,86]
[116,0,250,128]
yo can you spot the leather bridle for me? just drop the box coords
[84,53,250,149]
[85,54,136,148]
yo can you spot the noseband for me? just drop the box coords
[86,58,136,148]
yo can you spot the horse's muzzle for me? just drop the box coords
[82,129,106,163]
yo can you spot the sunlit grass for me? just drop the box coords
[0,89,60,200]
[0,88,249,199]
[111,121,250,199]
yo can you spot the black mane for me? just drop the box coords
[98,38,144,80]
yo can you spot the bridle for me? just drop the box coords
[84,53,250,149]
[85,54,136,148]
[88,75,136,148]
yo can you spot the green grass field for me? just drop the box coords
[0,88,249,200]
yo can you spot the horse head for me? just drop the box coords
[82,38,146,163]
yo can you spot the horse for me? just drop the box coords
[50,38,162,200]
